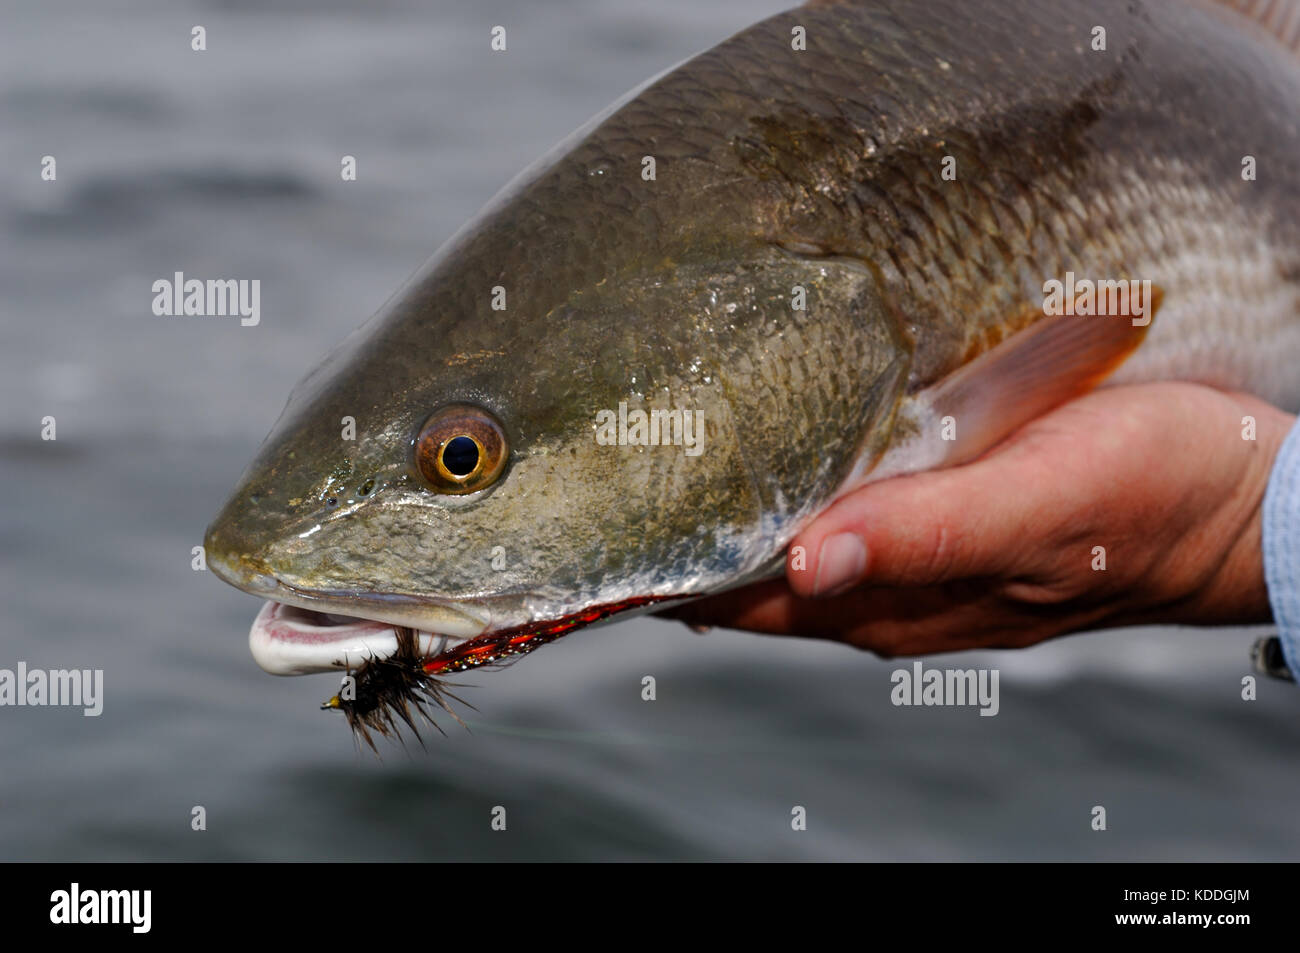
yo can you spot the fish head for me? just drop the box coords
[206,75,910,678]
[204,230,836,677]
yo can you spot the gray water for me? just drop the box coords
[2,0,1297,861]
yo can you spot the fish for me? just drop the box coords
[205,0,1300,735]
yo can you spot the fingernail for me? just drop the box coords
[812,533,867,597]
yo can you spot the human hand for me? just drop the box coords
[663,382,1294,656]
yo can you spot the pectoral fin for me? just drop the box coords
[917,287,1161,468]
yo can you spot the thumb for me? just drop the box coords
[787,458,1034,597]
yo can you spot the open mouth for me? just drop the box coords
[249,592,692,681]
[248,592,695,747]
[248,601,477,676]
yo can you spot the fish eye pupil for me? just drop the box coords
[415,405,506,494]
[441,435,480,477]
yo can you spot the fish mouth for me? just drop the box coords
[243,579,491,676]
[248,601,489,676]
[251,592,693,679]
[205,548,494,675]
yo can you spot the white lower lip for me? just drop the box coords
[248,601,469,675]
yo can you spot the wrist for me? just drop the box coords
[1173,395,1293,625]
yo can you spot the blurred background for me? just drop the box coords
[1,0,1297,861]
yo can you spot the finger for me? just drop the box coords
[658,579,801,635]
[787,452,1046,598]
[661,578,1061,655]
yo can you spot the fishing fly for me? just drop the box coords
[321,596,685,748]
[321,627,471,751]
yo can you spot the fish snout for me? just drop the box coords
[203,519,281,598]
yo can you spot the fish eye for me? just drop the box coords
[414,404,508,494]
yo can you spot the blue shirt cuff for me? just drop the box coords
[1262,416,1300,679]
